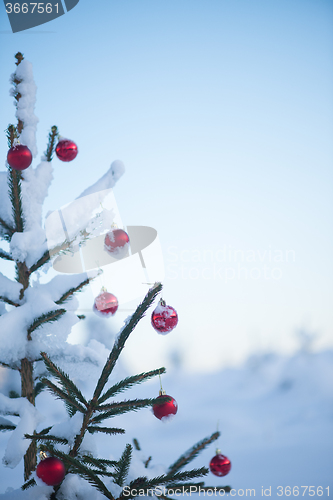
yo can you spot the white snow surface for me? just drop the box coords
[0,273,22,303]
[10,60,38,158]
[0,349,332,499]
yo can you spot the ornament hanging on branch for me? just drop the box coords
[104,227,130,258]
[153,389,178,420]
[209,450,231,477]
[36,455,66,486]
[151,298,178,334]
[55,138,78,162]
[7,143,32,170]
[93,287,118,317]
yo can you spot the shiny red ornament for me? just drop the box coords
[151,299,178,334]
[104,228,130,257]
[36,456,66,486]
[93,289,118,317]
[153,391,178,420]
[209,451,231,477]
[7,144,32,170]
[55,139,78,162]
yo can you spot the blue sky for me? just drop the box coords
[0,0,332,372]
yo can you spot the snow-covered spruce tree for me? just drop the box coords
[0,53,231,498]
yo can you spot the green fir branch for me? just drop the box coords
[91,396,171,424]
[41,352,88,407]
[166,481,205,490]
[93,283,163,402]
[87,426,125,435]
[55,276,93,305]
[41,378,86,416]
[0,424,16,432]
[44,126,59,161]
[7,167,24,233]
[0,295,20,307]
[21,478,36,490]
[168,432,220,474]
[34,381,45,398]
[82,455,118,471]
[114,444,132,486]
[0,248,14,261]
[98,367,166,404]
[27,309,66,339]
[29,249,51,273]
[25,433,69,445]
[39,445,114,499]
[6,124,18,148]
[133,438,141,451]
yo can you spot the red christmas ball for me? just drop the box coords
[209,452,231,477]
[7,144,32,170]
[93,289,118,317]
[104,228,130,257]
[153,392,178,420]
[151,299,178,334]
[55,139,78,162]
[36,456,66,486]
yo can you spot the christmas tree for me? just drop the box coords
[0,53,231,499]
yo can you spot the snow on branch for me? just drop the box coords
[11,56,38,157]
[0,393,44,468]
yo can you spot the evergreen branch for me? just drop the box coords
[34,381,45,398]
[133,438,141,451]
[0,424,16,431]
[39,445,114,499]
[114,444,132,486]
[36,426,53,435]
[6,123,18,148]
[0,248,13,260]
[44,126,59,161]
[168,432,220,474]
[41,352,88,407]
[55,276,93,305]
[93,283,163,402]
[91,396,171,423]
[145,456,152,468]
[29,249,51,273]
[119,469,208,500]
[82,455,118,471]
[143,468,209,488]
[41,378,86,416]
[25,433,68,444]
[0,295,20,307]
[7,167,24,233]
[21,478,36,490]
[98,367,166,404]
[166,482,205,490]
[6,124,24,233]
[27,309,66,338]
[87,426,125,435]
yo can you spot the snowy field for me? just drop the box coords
[1,347,332,499]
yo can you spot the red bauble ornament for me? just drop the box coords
[153,391,178,420]
[93,288,118,317]
[55,139,78,162]
[104,228,130,257]
[151,299,178,334]
[209,451,231,477]
[7,144,32,170]
[36,456,66,486]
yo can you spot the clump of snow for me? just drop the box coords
[0,394,44,469]
[0,273,22,304]
[10,60,38,158]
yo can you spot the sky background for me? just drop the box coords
[0,0,332,373]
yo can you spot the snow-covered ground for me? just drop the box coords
[1,347,332,499]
